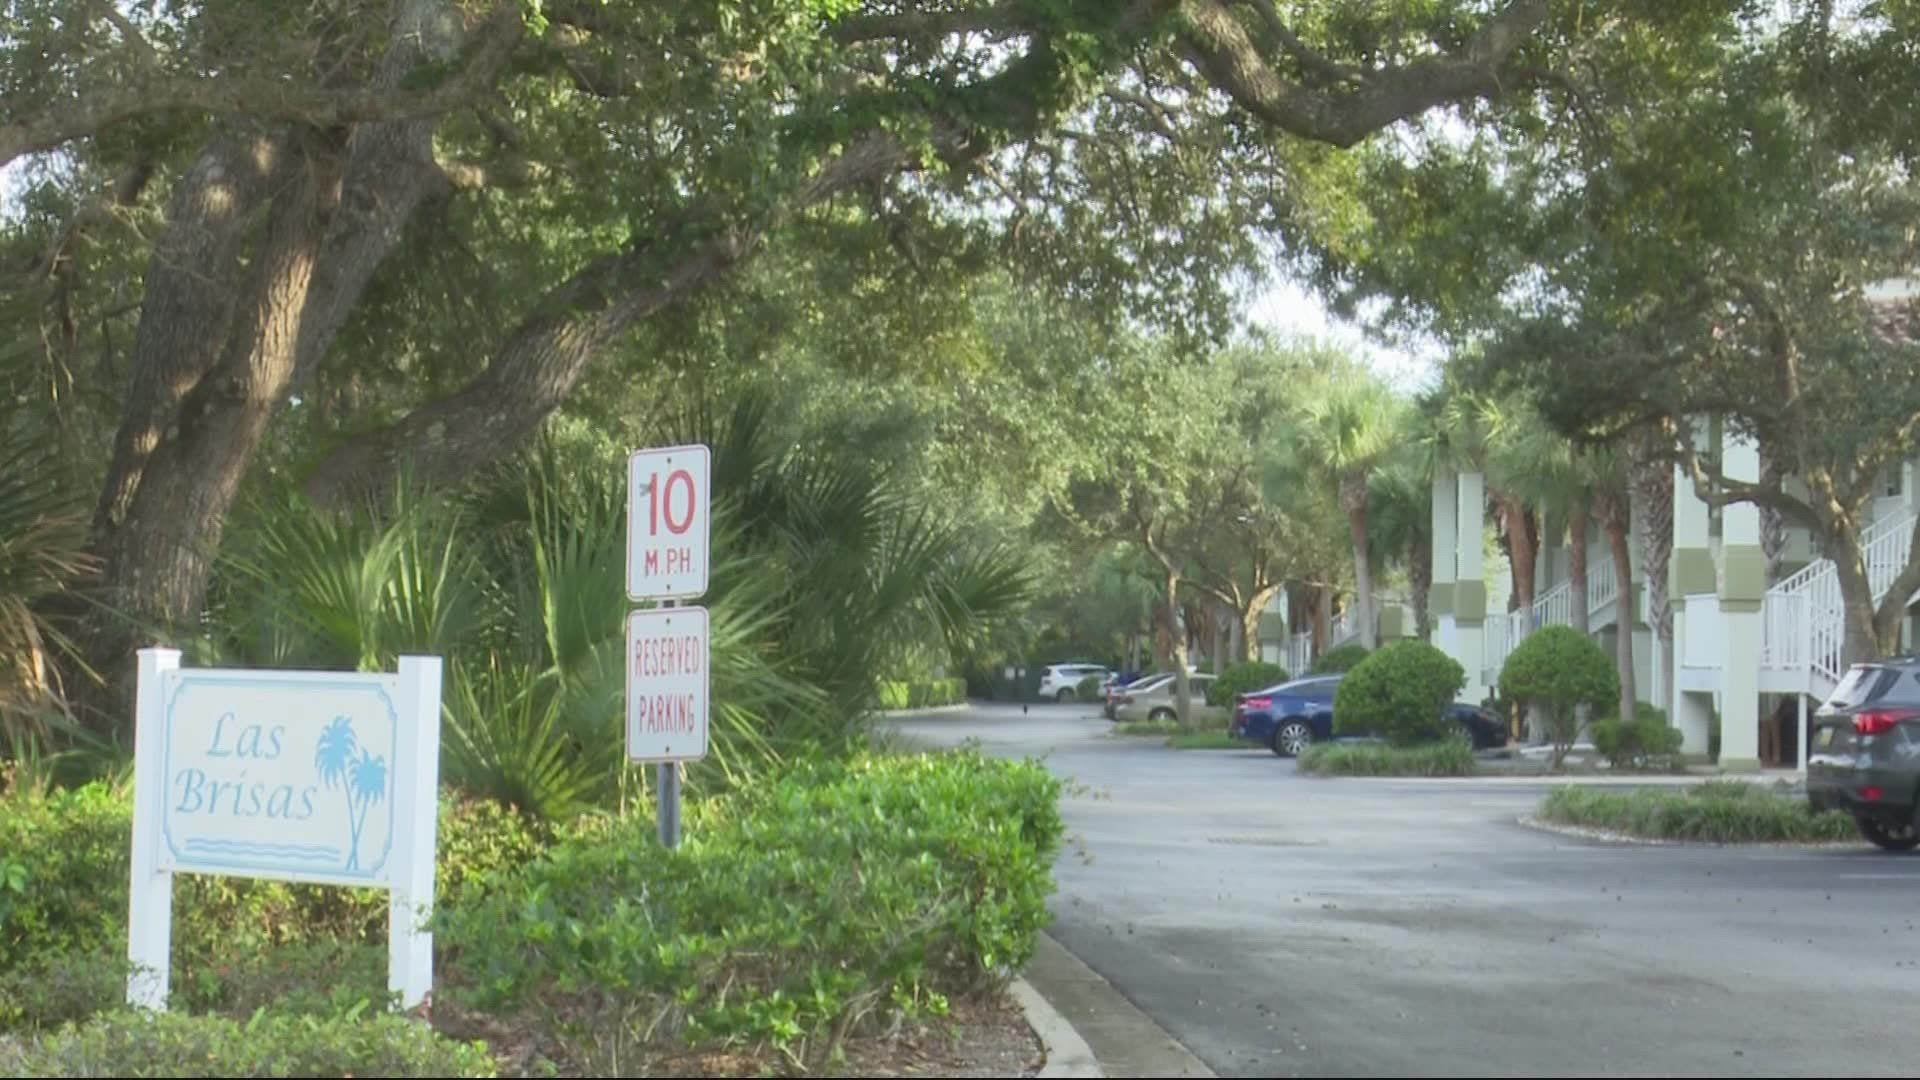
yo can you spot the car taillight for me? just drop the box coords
[1241,697,1272,712]
[1862,786,1885,802]
[1853,710,1919,736]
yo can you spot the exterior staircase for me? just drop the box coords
[1759,508,1916,701]
[1481,553,1620,687]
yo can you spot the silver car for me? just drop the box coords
[1112,673,1226,725]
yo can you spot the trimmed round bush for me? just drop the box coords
[1499,625,1618,756]
[1206,661,1288,707]
[1593,703,1686,771]
[1331,640,1465,746]
[1311,643,1370,674]
[1075,674,1104,700]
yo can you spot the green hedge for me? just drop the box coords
[0,783,545,990]
[1593,704,1686,772]
[1539,782,1854,843]
[436,750,1063,1061]
[1311,644,1370,674]
[1298,741,1475,777]
[0,1009,497,1078]
[1206,661,1287,707]
[876,677,968,710]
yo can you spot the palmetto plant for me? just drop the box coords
[200,393,1030,823]
[0,422,101,746]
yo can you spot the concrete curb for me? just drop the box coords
[1012,976,1103,1078]
[876,703,973,719]
[1517,814,1858,849]
[1020,933,1214,1079]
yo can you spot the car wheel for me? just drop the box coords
[1149,707,1176,724]
[1855,815,1920,852]
[1272,720,1313,758]
[1056,688,1075,703]
[1450,720,1477,748]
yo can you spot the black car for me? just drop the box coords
[1807,656,1920,851]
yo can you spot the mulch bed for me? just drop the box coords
[436,989,1044,1078]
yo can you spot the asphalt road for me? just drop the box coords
[889,704,1920,1079]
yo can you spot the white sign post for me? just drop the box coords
[126,648,443,1012]
[626,444,712,850]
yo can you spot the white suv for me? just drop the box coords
[1037,662,1112,703]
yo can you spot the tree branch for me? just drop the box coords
[1176,0,1549,147]
[0,5,524,169]
[828,4,1035,44]
[1672,438,1824,533]
[1237,0,1363,87]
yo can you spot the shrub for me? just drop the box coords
[1593,704,1686,772]
[1298,741,1475,776]
[0,1008,497,1078]
[1499,626,1618,766]
[0,784,545,980]
[1206,661,1287,707]
[1311,644,1369,674]
[1075,674,1104,700]
[876,678,967,710]
[877,680,912,710]
[434,750,1063,1067]
[1331,640,1465,747]
[1539,782,1855,843]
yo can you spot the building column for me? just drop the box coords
[1719,426,1765,772]
[1456,470,1488,703]
[1432,466,1458,652]
[1671,417,1716,755]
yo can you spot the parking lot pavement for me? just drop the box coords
[890,704,1920,1078]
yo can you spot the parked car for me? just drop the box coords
[1112,673,1226,725]
[1229,673,1506,757]
[1037,662,1112,703]
[1807,656,1920,851]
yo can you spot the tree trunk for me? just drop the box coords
[1499,496,1538,613]
[1237,586,1282,665]
[1341,472,1375,648]
[83,2,488,720]
[84,127,348,720]
[1568,499,1591,635]
[1166,569,1195,728]
[1605,512,1637,726]
[1409,534,1432,641]
[1627,425,1674,687]
[1311,586,1332,656]
[1760,450,1790,585]
[1830,529,1886,667]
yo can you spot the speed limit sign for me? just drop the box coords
[627,444,710,602]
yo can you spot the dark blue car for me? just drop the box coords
[1230,673,1506,757]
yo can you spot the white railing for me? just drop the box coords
[1481,608,1533,686]
[1287,631,1314,677]
[1533,579,1574,629]
[1588,551,1619,616]
[1760,508,1915,689]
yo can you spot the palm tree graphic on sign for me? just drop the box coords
[315,715,388,872]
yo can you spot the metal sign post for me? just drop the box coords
[626,445,711,851]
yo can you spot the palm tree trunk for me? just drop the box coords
[1342,473,1375,648]
[1410,534,1433,640]
[1629,424,1676,651]
[1499,497,1538,612]
[1568,499,1591,634]
[1605,512,1637,726]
